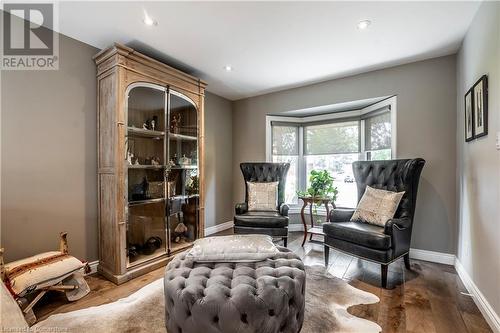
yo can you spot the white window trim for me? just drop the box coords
[265,96,397,215]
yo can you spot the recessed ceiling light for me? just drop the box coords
[143,12,157,26]
[224,65,233,72]
[357,20,371,30]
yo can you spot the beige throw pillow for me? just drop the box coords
[351,186,405,227]
[247,181,278,211]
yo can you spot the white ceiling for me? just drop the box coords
[57,1,480,100]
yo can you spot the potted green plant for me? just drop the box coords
[298,170,338,200]
[297,170,338,223]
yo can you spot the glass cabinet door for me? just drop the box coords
[167,91,199,253]
[126,85,167,266]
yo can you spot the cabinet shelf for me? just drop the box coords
[169,133,197,141]
[168,194,199,200]
[170,165,198,170]
[128,198,165,206]
[170,240,194,254]
[128,249,168,268]
[128,165,165,170]
[128,127,165,138]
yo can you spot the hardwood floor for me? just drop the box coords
[33,231,492,333]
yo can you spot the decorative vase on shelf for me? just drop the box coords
[179,155,191,166]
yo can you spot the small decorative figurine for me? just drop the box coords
[190,151,197,165]
[142,115,159,131]
[179,154,191,166]
[127,150,139,165]
[168,159,176,168]
[142,236,162,255]
[151,116,158,131]
[131,177,149,201]
[151,156,161,166]
[127,244,140,258]
[171,113,181,134]
[173,222,188,243]
[127,151,134,165]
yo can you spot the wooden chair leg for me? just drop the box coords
[381,264,388,288]
[23,290,47,315]
[0,248,5,281]
[16,297,36,325]
[404,253,411,270]
[59,232,68,254]
[324,245,330,267]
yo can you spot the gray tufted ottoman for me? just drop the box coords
[164,246,305,333]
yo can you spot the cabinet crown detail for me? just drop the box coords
[94,43,207,97]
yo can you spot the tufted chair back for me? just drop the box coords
[240,162,290,208]
[352,159,425,222]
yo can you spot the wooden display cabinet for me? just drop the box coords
[94,43,206,284]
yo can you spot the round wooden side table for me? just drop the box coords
[299,197,335,247]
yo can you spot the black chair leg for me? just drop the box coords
[381,264,388,288]
[404,253,411,270]
[283,237,287,248]
[324,245,330,267]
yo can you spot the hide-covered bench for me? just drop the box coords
[164,247,305,333]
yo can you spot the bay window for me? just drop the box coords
[267,97,396,209]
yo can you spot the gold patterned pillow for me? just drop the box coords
[351,186,405,227]
[247,181,279,211]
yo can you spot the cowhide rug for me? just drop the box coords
[35,266,381,333]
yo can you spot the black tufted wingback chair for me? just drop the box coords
[323,158,425,288]
[234,163,290,247]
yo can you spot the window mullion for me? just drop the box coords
[298,126,306,192]
[360,119,367,161]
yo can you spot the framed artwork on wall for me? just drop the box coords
[464,88,474,142]
[473,75,488,138]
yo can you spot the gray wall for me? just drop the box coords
[1,34,98,262]
[233,55,458,254]
[456,1,500,319]
[1,32,233,262]
[204,92,233,228]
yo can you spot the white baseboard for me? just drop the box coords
[455,258,500,333]
[409,248,456,265]
[86,260,99,275]
[205,221,234,235]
